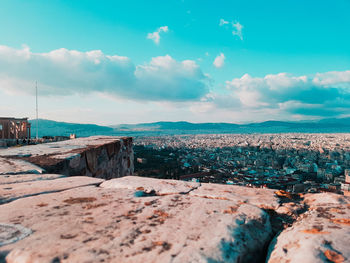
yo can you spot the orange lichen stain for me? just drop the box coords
[144,200,157,206]
[147,210,170,224]
[274,190,293,199]
[301,228,330,234]
[223,206,239,214]
[197,195,229,200]
[154,210,169,218]
[324,249,345,263]
[331,218,350,226]
[125,211,137,217]
[136,187,144,191]
[64,197,97,204]
[152,241,172,252]
[82,217,94,224]
[329,208,345,214]
[152,241,165,246]
[36,202,48,207]
[83,203,107,210]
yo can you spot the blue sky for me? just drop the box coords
[0,0,349,124]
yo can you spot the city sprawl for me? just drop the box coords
[134,133,350,195]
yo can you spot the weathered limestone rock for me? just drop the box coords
[0,224,32,247]
[189,182,281,210]
[0,173,64,185]
[267,193,350,263]
[0,176,104,204]
[0,177,276,263]
[0,136,134,179]
[101,176,200,195]
[0,157,44,175]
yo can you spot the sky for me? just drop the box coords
[0,0,349,125]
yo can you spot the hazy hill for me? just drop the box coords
[113,121,239,131]
[29,118,350,138]
[113,118,350,134]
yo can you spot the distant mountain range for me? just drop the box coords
[30,118,350,138]
[113,118,350,133]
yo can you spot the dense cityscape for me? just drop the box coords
[134,133,350,195]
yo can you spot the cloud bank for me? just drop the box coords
[0,44,349,120]
[0,45,209,101]
[221,72,350,117]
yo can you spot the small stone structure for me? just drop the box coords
[0,117,31,140]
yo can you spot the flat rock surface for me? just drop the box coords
[267,193,350,263]
[100,176,200,195]
[0,136,125,161]
[0,176,104,204]
[189,182,281,210]
[0,157,44,175]
[0,173,64,185]
[0,177,275,263]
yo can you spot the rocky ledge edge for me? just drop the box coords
[0,175,349,263]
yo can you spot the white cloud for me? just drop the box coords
[313,70,350,86]
[219,19,229,26]
[0,44,209,102]
[232,21,243,40]
[147,26,169,45]
[213,53,225,68]
[219,19,243,40]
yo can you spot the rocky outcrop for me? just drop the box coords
[267,193,350,263]
[0,136,133,179]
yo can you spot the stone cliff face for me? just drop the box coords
[0,136,134,180]
[0,137,349,263]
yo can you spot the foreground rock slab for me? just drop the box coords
[0,176,276,263]
[1,175,349,263]
[0,176,104,204]
[267,193,350,263]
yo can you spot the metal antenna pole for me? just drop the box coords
[36,81,38,140]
